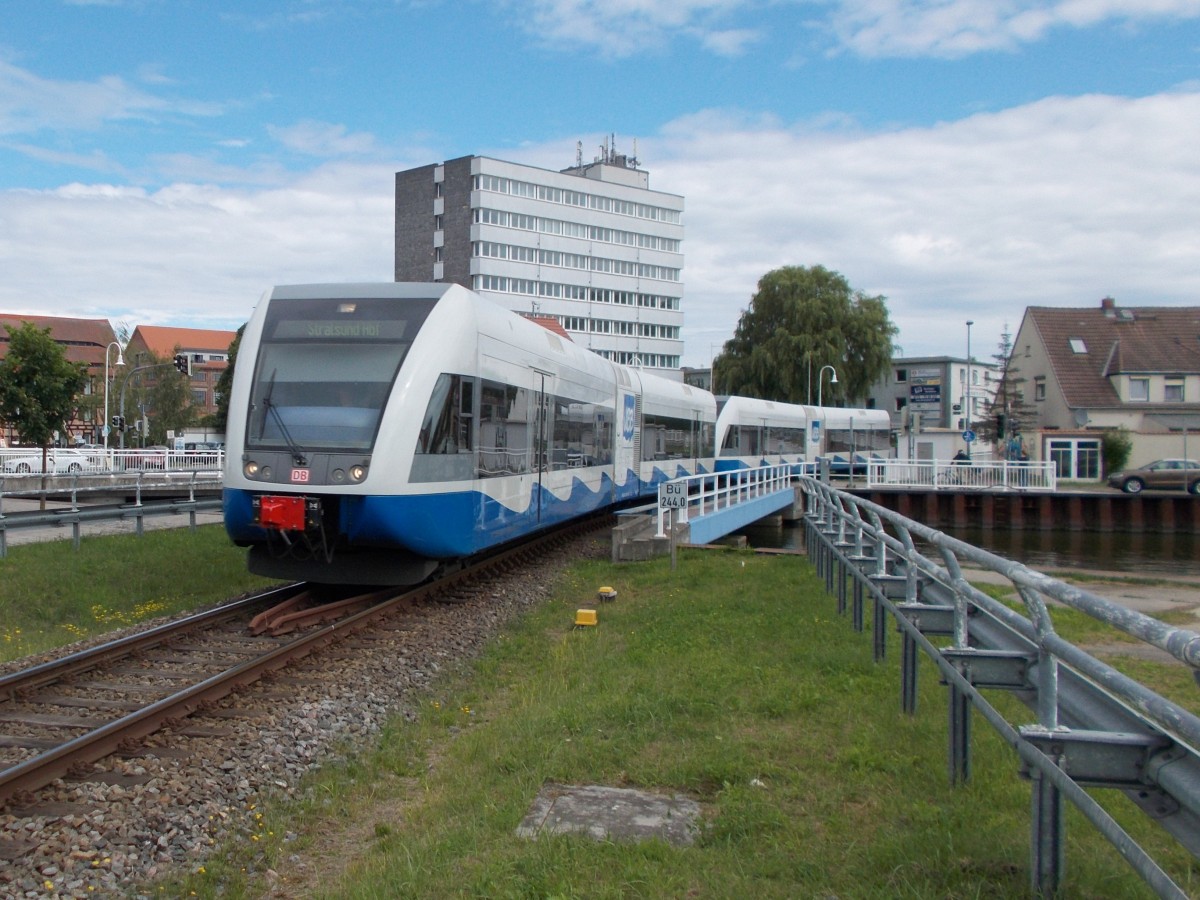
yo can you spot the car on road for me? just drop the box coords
[1,447,96,474]
[122,445,171,471]
[1106,458,1200,494]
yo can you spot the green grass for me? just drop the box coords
[156,548,1198,899]
[0,525,277,661]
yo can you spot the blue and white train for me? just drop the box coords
[223,283,716,584]
[714,396,892,475]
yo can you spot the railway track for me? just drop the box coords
[0,517,602,814]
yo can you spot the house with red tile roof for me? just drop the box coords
[0,314,119,445]
[125,325,237,420]
[1009,297,1200,478]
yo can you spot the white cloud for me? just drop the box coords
[827,0,1200,58]
[513,0,758,57]
[640,91,1200,362]
[2,91,1199,369]
[265,120,380,157]
[0,58,222,137]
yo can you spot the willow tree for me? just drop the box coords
[714,265,897,405]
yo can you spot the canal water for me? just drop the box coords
[739,520,1200,578]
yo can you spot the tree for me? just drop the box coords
[981,324,1039,455]
[0,322,88,449]
[208,324,244,432]
[1101,427,1133,477]
[713,265,897,405]
[0,323,88,503]
[115,350,196,446]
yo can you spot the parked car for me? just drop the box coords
[182,441,223,466]
[124,445,171,471]
[1,447,96,474]
[73,443,113,470]
[1106,459,1200,494]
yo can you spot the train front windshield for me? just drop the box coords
[245,296,438,452]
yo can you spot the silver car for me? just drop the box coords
[1106,458,1200,494]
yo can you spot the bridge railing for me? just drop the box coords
[656,464,794,538]
[801,477,1200,898]
[867,457,1057,491]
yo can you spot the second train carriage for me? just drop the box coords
[818,406,893,475]
[714,396,812,473]
[223,283,715,585]
[714,396,893,475]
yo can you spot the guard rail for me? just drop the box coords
[802,477,1199,898]
[0,471,222,556]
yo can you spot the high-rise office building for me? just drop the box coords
[395,143,685,377]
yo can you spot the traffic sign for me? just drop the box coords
[962,429,976,443]
[659,481,687,509]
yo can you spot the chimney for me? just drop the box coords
[1101,296,1116,316]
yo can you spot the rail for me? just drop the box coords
[801,477,1200,898]
[0,471,223,556]
[655,464,794,538]
[867,457,1057,491]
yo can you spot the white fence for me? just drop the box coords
[867,458,1057,491]
[0,448,224,477]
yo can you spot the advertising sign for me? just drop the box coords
[909,367,943,406]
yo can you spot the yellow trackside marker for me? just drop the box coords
[597,586,617,602]
[575,608,598,627]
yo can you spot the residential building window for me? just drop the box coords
[1069,338,1086,353]
[894,397,907,412]
[1165,378,1185,402]
[1034,377,1046,401]
[895,369,907,382]
[1129,378,1150,402]
[1048,438,1101,480]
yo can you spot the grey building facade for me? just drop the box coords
[396,150,685,377]
[867,356,999,432]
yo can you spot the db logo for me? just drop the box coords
[622,394,637,441]
[290,468,310,484]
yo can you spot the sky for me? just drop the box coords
[2,0,1200,368]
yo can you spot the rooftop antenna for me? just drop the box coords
[575,141,582,168]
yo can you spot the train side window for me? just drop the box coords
[411,374,476,483]
[478,380,530,477]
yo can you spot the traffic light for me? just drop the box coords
[996,413,1007,438]
[111,414,125,430]
[173,353,191,376]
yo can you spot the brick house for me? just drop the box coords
[124,325,237,420]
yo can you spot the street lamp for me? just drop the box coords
[817,365,838,408]
[103,341,124,449]
[965,321,974,459]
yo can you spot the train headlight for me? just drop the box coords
[244,461,260,478]
[350,464,367,482]
[331,468,346,483]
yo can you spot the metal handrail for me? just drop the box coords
[801,477,1200,898]
[655,464,794,537]
[0,471,223,556]
[867,457,1057,491]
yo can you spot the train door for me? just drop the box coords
[532,369,550,523]
[612,368,641,500]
